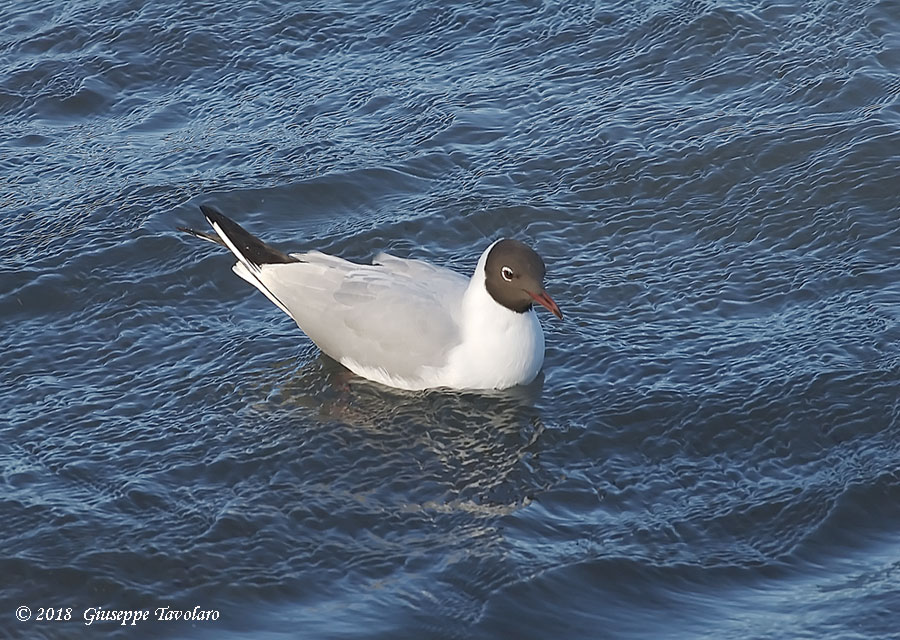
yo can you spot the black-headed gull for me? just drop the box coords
[180,205,562,391]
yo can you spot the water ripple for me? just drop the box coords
[2,0,899,638]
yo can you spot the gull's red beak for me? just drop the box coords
[528,289,563,320]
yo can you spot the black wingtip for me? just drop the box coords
[198,204,299,266]
[198,204,229,228]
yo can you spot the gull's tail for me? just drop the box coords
[179,205,299,317]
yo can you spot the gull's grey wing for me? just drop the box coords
[258,251,469,382]
[181,206,472,385]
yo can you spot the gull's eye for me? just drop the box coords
[501,266,514,282]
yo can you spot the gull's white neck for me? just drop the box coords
[442,241,545,389]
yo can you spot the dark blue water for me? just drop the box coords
[3,1,899,638]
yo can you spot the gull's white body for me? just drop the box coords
[222,233,545,391]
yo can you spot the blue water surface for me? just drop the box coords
[2,1,899,638]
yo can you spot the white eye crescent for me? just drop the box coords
[501,266,514,281]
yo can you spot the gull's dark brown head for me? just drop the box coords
[484,239,562,319]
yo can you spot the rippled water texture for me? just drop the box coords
[2,0,899,638]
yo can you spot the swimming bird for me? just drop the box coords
[179,205,562,391]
